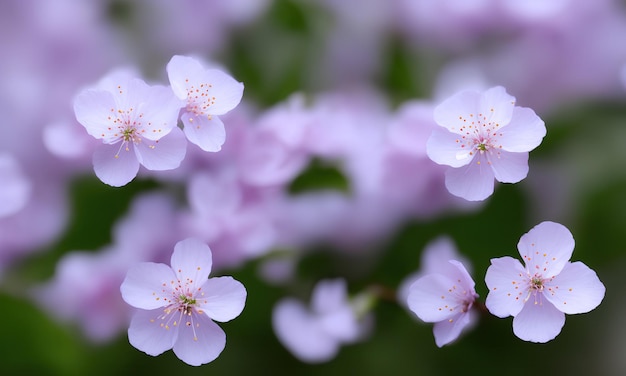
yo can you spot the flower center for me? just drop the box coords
[454,110,504,162]
[178,294,197,315]
[530,276,544,292]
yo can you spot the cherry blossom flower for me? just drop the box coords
[120,238,247,366]
[485,221,605,343]
[426,86,546,201]
[167,55,244,152]
[272,279,370,363]
[73,70,187,187]
[406,237,478,347]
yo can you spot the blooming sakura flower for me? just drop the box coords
[120,238,247,366]
[167,55,244,152]
[485,221,605,343]
[406,237,478,347]
[74,70,187,186]
[272,279,370,363]
[427,86,546,201]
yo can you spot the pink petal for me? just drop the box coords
[237,131,308,186]
[198,69,244,115]
[479,86,516,127]
[182,113,226,152]
[121,262,177,310]
[432,309,474,347]
[73,89,117,141]
[318,306,361,343]
[444,155,495,201]
[311,279,348,315]
[512,300,565,343]
[92,143,139,187]
[433,90,481,134]
[197,277,247,322]
[423,237,474,277]
[426,128,474,168]
[0,154,31,218]
[543,261,605,314]
[407,273,467,323]
[128,308,179,356]
[489,150,529,183]
[167,55,205,100]
[498,107,546,152]
[167,55,244,116]
[272,299,339,363]
[134,127,187,171]
[172,313,226,366]
[137,84,185,141]
[170,238,213,289]
[517,221,574,277]
[485,257,527,318]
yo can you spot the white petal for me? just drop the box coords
[182,113,226,152]
[426,128,474,168]
[489,150,529,183]
[498,107,546,152]
[543,261,605,314]
[407,273,469,323]
[199,69,244,115]
[196,276,247,322]
[134,127,187,171]
[512,300,565,343]
[517,221,574,277]
[128,308,179,356]
[433,90,481,134]
[444,155,495,201]
[73,89,117,140]
[121,262,177,310]
[485,257,527,318]
[480,86,516,127]
[170,238,213,289]
[172,313,226,366]
[93,143,139,187]
[432,309,474,347]
[167,55,206,100]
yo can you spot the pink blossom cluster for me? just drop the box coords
[0,0,619,370]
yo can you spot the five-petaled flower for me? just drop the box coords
[120,238,247,366]
[426,86,546,201]
[484,221,605,343]
[74,70,187,186]
[406,237,479,347]
[167,55,244,152]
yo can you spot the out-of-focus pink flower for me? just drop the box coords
[120,238,247,366]
[404,237,478,347]
[32,193,181,342]
[427,86,546,201]
[485,221,605,343]
[272,279,370,363]
[181,171,278,269]
[167,55,243,152]
[0,153,31,218]
[235,96,310,186]
[74,70,187,186]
